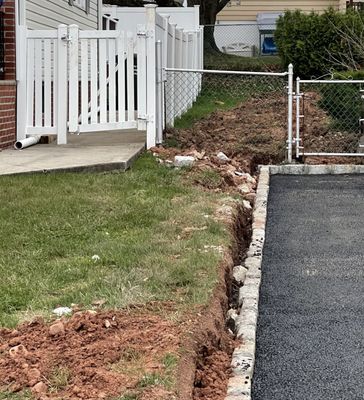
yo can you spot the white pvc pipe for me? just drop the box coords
[14,136,41,150]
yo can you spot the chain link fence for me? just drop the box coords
[164,70,288,147]
[296,81,364,155]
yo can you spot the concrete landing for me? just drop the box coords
[0,131,145,176]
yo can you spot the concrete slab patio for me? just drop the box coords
[0,130,145,176]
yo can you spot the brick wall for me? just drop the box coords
[0,0,16,149]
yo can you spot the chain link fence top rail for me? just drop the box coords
[296,80,364,156]
[164,70,289,161]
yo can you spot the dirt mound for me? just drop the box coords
[0,309,180,399]
[166,91,364,167]
[167,95,287,169]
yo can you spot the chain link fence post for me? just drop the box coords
[287,63,294,163]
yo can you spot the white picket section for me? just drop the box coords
[68,28,141,133]
[17,5,203,148]
[21,29,61,140]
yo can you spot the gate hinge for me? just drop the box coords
[137,30,153,38]
[138,114,154,123]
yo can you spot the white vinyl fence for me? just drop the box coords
[16,5,203,148]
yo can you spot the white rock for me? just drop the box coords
[217,151,230,162]
[174,155,195,167]
[242,173,256,185]
[242,200,252,210]
[238,184,251,195]
[52,306,72,317]
[233,265,248,283]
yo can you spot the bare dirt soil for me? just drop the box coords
[166,92,364,171]
[0,307,181,400]
[167,95,287,172]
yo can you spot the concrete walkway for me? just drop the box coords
[0,131,145,176]
[252,175,364,400]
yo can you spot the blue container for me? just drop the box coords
[262,37,277,54]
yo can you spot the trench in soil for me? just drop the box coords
[181,201,253,400]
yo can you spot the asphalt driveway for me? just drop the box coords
[252,175,364,400]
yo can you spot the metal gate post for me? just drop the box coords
[295,77,301,159]
[287,63,293,163]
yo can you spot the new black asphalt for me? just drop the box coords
[252,175,364,400]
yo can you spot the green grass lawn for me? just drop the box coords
[203,52,282,72]
[0,154,232,328]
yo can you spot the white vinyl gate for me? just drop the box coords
[17,25,149,145]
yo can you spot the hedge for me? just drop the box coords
[275,9,364,78]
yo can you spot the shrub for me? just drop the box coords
[275,9,364,78]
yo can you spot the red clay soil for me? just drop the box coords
[167,94,288,171]
[166,92,364,169]
[0,308,181,399]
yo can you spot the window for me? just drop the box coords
[68,0,89,13]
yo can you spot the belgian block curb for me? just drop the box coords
[224,166,270,400]
[224,163,364,400]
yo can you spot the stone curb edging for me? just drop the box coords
[224,166,270,400]
[269,164,364,175]
[224,163,364,400]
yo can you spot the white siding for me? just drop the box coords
[26,0,99,30]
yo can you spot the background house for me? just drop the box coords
[18,0,102,29]
[213,0,349,56]
[217,0,346,23]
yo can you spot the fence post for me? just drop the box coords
[68,24,79,134]
[199,26,204,69]
[137,24,147,131]
[156,40,163,144]
[287,63,293,163]
[57,24,68,145]
[16,25,27,141]
[167,23,176,127]
[296,77,301,159]
[145,4,157,149]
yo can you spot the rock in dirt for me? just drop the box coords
[226,308,238,332]
[52,306,72,317]
[27,368,41,386]
[9,344,28,358]
[238,183,253,195]
[217,152,230,162]
[242,172,256,185]
[49,321,65,337]
[188,149,205,160]
[174,155,195,167]
[31,382,48,394]
[233,265,248,284]
[243,200,252,210]
[244,193,256,205]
